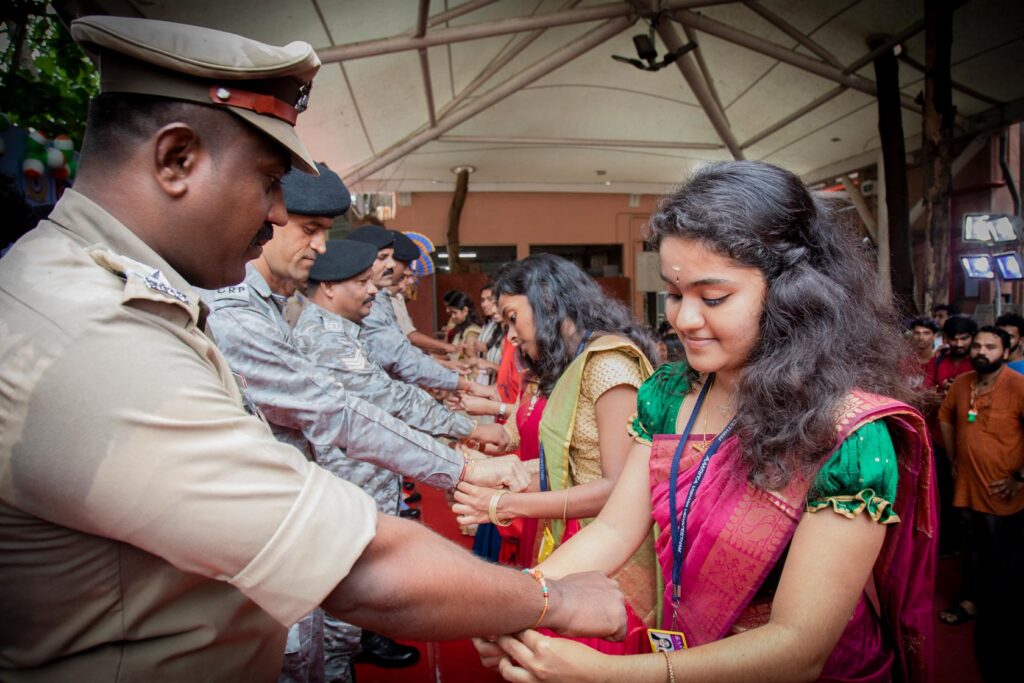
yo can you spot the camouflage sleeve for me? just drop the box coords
[361,310,460,391]
[207,306,463,488]
[318,344,474,439]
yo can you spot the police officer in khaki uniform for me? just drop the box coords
[0,15,626,681]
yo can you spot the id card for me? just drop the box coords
[647,628,688,652]
[536,526,556,563]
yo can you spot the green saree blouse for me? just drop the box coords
[630,362,899,524]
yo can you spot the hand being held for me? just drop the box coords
[490,630,608,682]
[467,454,530,492]
[452,481,498,525]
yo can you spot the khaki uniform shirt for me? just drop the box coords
[0,190,377,681]
[361,290,458,391]
[391,292,416,336]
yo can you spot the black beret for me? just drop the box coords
[308,239,378,283]
[282,162,350,217]
[346,225,394,249]
[390,231,420,262]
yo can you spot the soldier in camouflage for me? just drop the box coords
[351,227,487,395]
[202,165,525,682]
[292,239,507,678]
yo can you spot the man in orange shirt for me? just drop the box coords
[938,325,1024,680]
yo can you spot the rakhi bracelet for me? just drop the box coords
[459,453,475,483]
[521,568,550,629]
[488,491,512,526]
[661,650,676,683]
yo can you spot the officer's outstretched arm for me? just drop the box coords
[323,513,627,641]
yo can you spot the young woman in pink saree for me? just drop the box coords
[475,161,937,682]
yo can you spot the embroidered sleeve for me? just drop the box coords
[807,420,900,524]
[581,350,645,402]
[629,362,692,444]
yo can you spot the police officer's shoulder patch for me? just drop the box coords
[89,246,196,312]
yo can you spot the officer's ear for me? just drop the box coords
[152,122,203,198]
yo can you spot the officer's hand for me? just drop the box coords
[466,454,530,492]
[470,423,511,450]
[543,571,627,640]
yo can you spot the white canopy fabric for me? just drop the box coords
[75,0,1024,193]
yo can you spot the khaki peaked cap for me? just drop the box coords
[71,15,320,174]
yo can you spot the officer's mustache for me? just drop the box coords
[381,268,394,278]
[250,223,274,248]
[363,297,375,306]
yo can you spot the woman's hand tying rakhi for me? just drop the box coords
[453,481,502,525]
[489,630,608,683]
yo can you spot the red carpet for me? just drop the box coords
[354,484,503,683]
[355,484,982,683]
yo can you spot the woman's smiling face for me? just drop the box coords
[660,236,767,379]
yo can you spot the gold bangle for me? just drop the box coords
[561,488,570,522]
[489,491,512,526]
[661,650,676,683]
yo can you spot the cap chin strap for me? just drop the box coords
[208,85,298,126]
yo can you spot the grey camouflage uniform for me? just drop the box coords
[201,265,466,682]
[293,302,476,680]
[360,289,459,391]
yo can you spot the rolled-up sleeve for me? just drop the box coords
[7,312,378,626]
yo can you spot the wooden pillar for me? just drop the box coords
[870,35,916,314]
[446,168,471,274]
[921,0,955,313]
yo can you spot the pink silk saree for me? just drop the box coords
[649,391,937,682]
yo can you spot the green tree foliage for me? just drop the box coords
[1,2,98,145]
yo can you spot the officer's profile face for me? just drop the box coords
[260,212,331,285]
[138,116,290,288]
[323,268,377,322]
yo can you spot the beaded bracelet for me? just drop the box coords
[521,568,550,629]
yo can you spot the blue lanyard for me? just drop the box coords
[668,374,737,606]
[539,330,593,492]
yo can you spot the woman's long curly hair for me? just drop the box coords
[648,161,915,489]
[492,254,658,395]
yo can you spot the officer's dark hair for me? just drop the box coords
[908,316,940,333]
[942,314,979,339]
[81,93,287,170]
[995,312,1024,337]
[977,325,1011,352]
